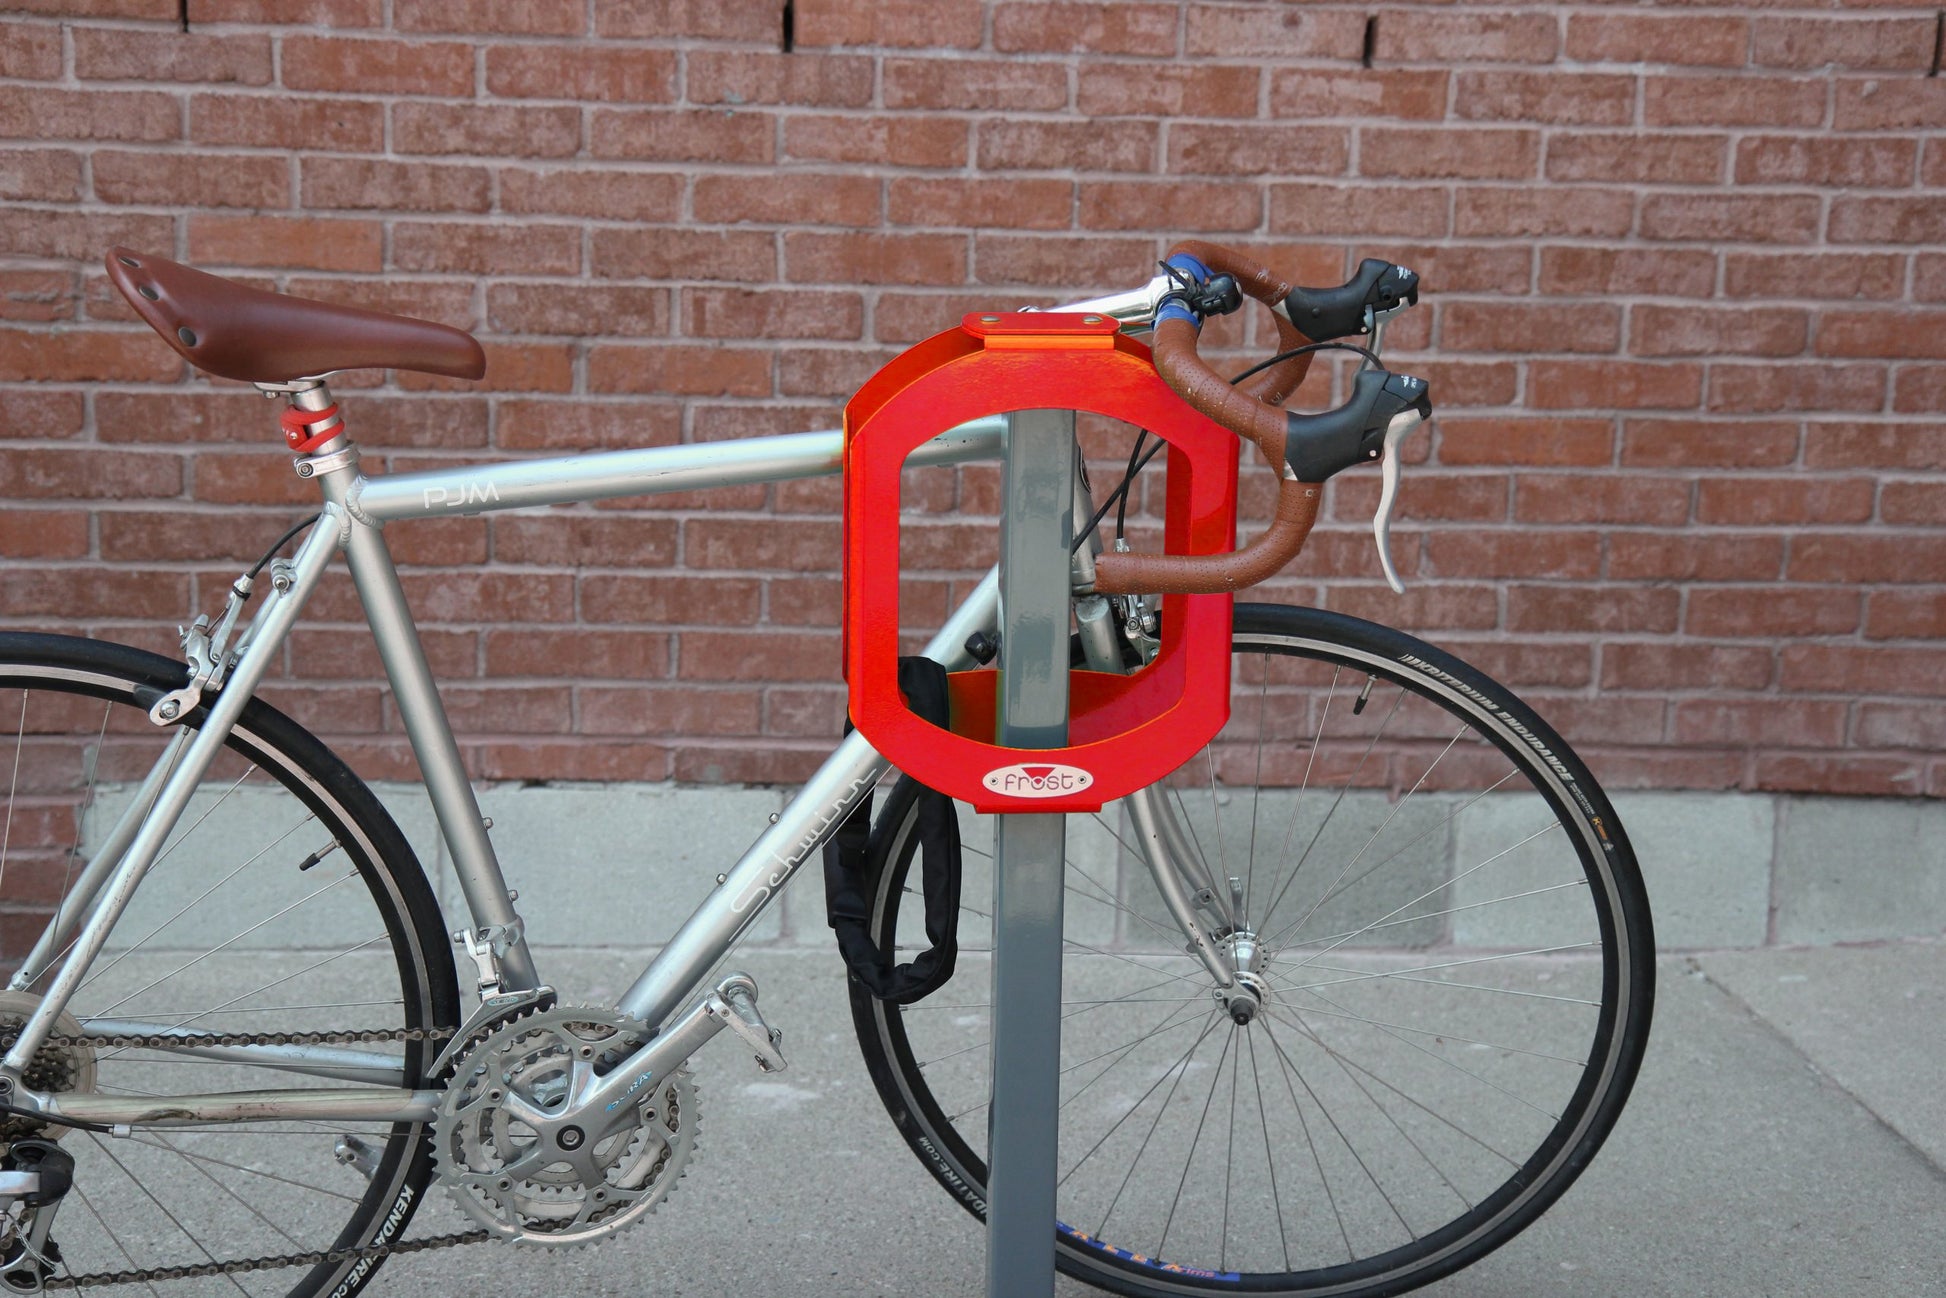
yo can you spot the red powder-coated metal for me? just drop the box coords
[279,403,343,454]
[843,312,1240,813]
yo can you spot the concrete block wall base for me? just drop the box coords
[349,782,1946,954]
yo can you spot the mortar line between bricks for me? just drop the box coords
[1683,953,1946,1182]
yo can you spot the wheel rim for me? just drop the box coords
[0,651,446,1297]
[862,618,1650,1296]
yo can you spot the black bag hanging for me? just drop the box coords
[823,657,962,1004]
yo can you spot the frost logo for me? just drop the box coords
[982,763,1094,799]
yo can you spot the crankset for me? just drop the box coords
[430,972,786,1247]
[433,1007,699,1246]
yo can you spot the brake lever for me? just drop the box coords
[1361,293,1415,367]
[1373,407,1427,595]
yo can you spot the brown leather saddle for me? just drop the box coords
[105,248,485,384]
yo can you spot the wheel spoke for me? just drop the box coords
[93,867,364,1017]
[88,1131,255,1297]
[1243,1030,1291,1272]
[43,702,115,979]
[946,996,1211,1124]
[1089,1012,1221,1234]
[1295,877,1589,949]
[70,1181,166,1298]
[1060,1009,1219,1193]
[128,1137,366,1203]
[1257,678,1402,936]
[861,613,1650,1290]
[1275,768,1523,945]
[1201,746,1231,901]
[1158,1021,1235,1257]
[1286,942,1598,995]
[76,812,318,998]
[0,688,27,897]
[1255,1016,1359,1259]
[1243,668,1269,930]
[960,837,1186,948]
[1276,823,1570,972]
[1275,725,1466,947]
[0,653,453,1290]
[1260,1015,1412,1238]
[1266,1004,1533,1158]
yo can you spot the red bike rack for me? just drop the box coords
[843,311,1241,813]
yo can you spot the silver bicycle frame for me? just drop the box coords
[6,282,1228,1126]
[3,419,1026,1123]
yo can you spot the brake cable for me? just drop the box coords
[1073,339,1385,555]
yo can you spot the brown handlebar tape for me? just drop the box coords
[1093,478,1321,596]
[1097,242,1333,596]
[1148,316,1289,465]
[1168,240,1316,408]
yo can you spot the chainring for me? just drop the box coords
[432,1007,697,1246]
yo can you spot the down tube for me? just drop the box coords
[616,571,1000,1031]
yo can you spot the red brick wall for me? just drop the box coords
[2,1,1943,795]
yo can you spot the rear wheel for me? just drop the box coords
[0,634,461,1297]
[850,604,1654,1297]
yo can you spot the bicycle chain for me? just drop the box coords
[41,1227,491,1290]
[38,1025,454,1052]
[9,1023,496,1289]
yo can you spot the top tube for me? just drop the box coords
[344,274,1173,527]
[350,416,1009,525]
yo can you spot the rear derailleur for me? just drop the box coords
[0,1140,73,1293]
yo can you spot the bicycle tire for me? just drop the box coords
[0,633,461,1297]
[849,603,1654,1297]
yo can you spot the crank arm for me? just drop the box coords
[583,973,783,1140]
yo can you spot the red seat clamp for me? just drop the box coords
[280,403,344,454]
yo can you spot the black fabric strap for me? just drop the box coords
[823,658,962,1004]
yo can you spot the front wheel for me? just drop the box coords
[0,634,462,1297]
[849,604,1654,1298]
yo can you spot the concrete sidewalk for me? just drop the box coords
[375,937,1945,1298]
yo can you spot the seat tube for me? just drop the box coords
[333,510,538,992]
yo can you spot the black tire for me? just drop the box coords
[849,604,1654,1298]
[0,634,462,1297]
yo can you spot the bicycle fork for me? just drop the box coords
[1066,459,1249,1011]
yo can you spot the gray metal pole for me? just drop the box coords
[986,408,1074,1297]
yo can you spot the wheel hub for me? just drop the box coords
[1217,930,1270,1024]
[1217,970,1271,1025]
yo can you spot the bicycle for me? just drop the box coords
[0,240,1653,1298]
